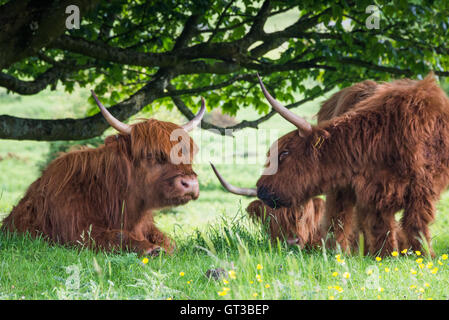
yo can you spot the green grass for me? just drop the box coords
[2,84,449,300]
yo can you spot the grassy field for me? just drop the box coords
[2,83,449,301]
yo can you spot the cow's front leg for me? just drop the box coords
[324,188,358,254]
[356,204,399,257]
[83,225,161,256]
[132,211,176,255]
[401,193,436,257]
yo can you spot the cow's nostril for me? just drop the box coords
[181,180,189,188]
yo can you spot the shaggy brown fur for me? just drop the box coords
[1,119,199,255]
[257,73,449,256]
[247,198,326,248]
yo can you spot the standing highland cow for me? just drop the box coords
[256,73,449,257]
[1,92,206,256]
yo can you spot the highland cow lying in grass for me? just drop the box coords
[2,92,206,256]
[210,163,327,248]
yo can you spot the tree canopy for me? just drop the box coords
[0,0,448,140]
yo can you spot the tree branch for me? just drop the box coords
[0,71,173,140]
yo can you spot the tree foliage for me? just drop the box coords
[0,0,448,140]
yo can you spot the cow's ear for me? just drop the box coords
[310,129,329,150]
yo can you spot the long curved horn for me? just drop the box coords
[210,162,257,197]
[182,97,206,132]
[256,73,312,135]
[91,90,132,134]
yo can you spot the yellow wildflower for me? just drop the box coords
[415,251,421,256]
[416,258,423,264]
[223,287,230,292]
[401,249,408,254]
[410,269,417,275]
[142,258,149,264]
[228,270,236,279]
[384,268,390,273]
[367,269,374,275]
[167,297,172,300]
[426,262,434,269]
[418,264,425,269]
[223,279,229,285]
[252,293,258,297]
[419,288,425,293]
[378,287,384,292]
[256,274,262,282]
[394,267,399,271]
[329,296,335,300]
[343,272,351,279]
[332,272,339,277]
[431,267,438,274]
[375,257,382,262]
[391,251,398,257]
[442,254,448,260]
[256,264,263,270]
[265,284,270,289]
[179,272,185,277]
[410,284,416,289]
[218,290,227,296]
[438,260,443,266]
[424,282,430,288]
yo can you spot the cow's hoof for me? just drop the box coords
[146,246,163,257]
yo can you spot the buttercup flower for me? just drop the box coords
[257,264,263,270]
[401,249,408,254]
[228,270,236,279]
[343,272,351,279]
[265,284,270,288]
[391,251,398,257]
[332,272,339,277]
[415,251,421,256]
[410,269,417,275]
[442,254,448,260]
[142,258,149,264]
[416,258,423,264]
[376,257,382,262]
[179,272,185,277]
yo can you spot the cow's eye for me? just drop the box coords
[279,151,289,162]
